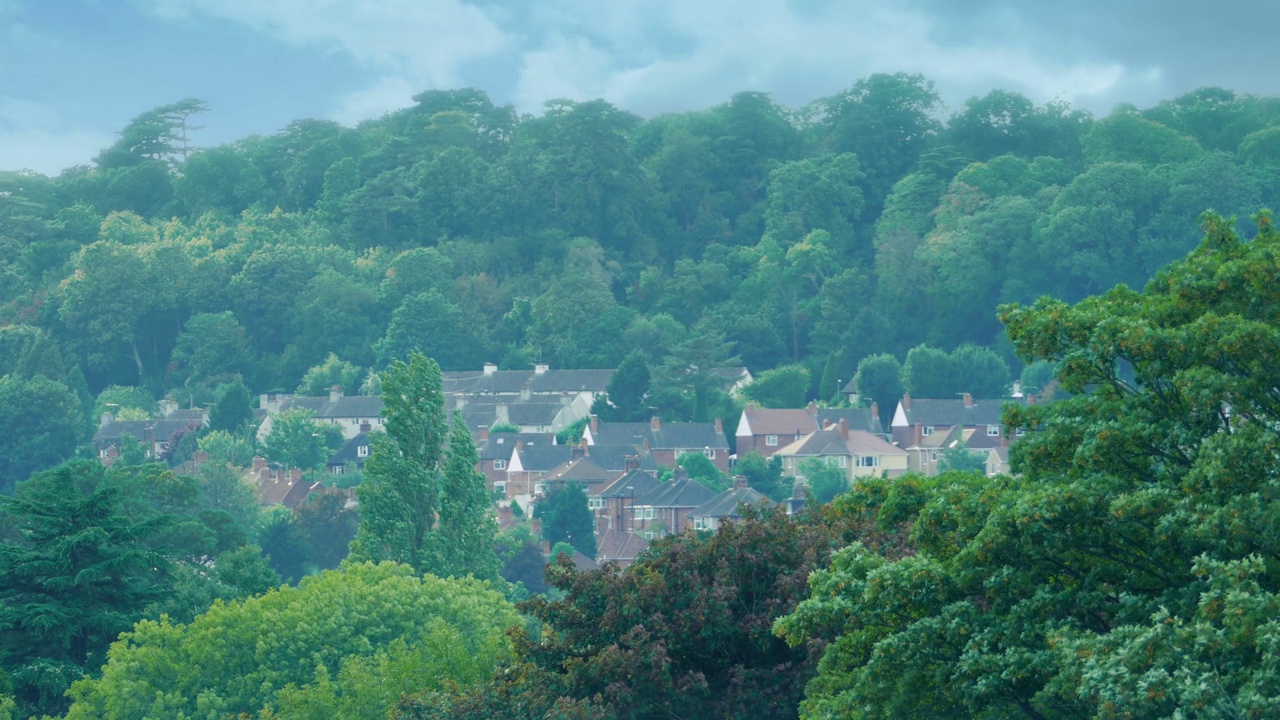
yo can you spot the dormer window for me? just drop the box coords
[922,426,934,436]
[357,445,369,458]
[987,425,1000,437]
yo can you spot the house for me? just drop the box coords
[247,457,323,509]
[986,446,1011,477]
[774,419,909,482]
[326,431,372,475]
[476,430,557,488]
[443,364,611,434]
[584,416,731,474]
[258,386,385,442]
[93,414,200,464]
[595,529,649,568]
[535,455,613,497]
[503,438,574,509]
[891,392,1024,475]
[736,402,886,458]
[711,366,755,396]
[589,463,661,534]
[630,471,717,539]
[689,478,774,532]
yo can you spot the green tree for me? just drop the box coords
[350,353,497,580]
[0,461,177,717]
[207,378,254,435]
[65,562,519,720]
[594,350,650,421]
[949,343,1010,398]
[93,385,154,421]
[197,428,255,468]
[853,353,903,425]
[901,344,954,398]
[798,458,847,505]
[0,374,82,494]
[735,452,792,503]
[532,483,596,560]
[742,364,811,408]
[677,452,731,493]
[936,441,986,473]
[261,408,329,470]
[375,290,477,369]
[294,491,358,571]
[297,353,365,396]
[170,311,253,388]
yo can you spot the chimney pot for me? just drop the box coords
[838,417,849,440]
[732,475,748,490]
[625,454,639,471]
[903,392,911,410]
[483,363,498,375]
[963,392,973,408]
[479,425,489,441]
[589,414,599,435]
[806,401,817,415]
[714,417,723,433]
[330,385,343,403]
[871,401,879,421]
[535,363,549,375]
[651,416,661,432]
[99,412,114,429]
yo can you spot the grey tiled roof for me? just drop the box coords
[816,408,884,436]
[442,368,613,395]
[593,421,729,451]
[516,443,573,472]
[94,419,198,444]
[478,433,557,460]
[632,476,717,509]
[691,487,774,519]
[583,444,657,473]
[281,395,385,420]
[901,398,1010,428]
[594,469,661,499]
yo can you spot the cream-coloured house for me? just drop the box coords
[775,419,908,482]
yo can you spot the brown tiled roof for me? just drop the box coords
[739,407,815,436]
[596,529,649,565]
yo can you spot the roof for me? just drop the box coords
[442,368,614,395]
[896,398,1011,429]
[777,428,907,458]
[632,476,717,509]
[327,432,372,468]
[93,418,199,444]
[690,486,774,520]
[478,433,557,460]
[816,408,884,436]
[737,407,815,437]
[596,529,649,564]
[582,444,657,473]
[591,421,729,451]
[515,443,573,472]
[280,394,385,420]
[543,458,612,484]
[593,469,661,499]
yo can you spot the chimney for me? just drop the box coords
[963,392,973,408]
[870,401,879,422]
[1011,380,1024,399]
[193,450,208,468]
[479,425,490,441]
[571,445,585,460]
[838,418,849,440]
[483,362,498,375]
[359,422,371,433]
[495,404,510,425]
[590,414,599,434]
[455,396,466,411]
[673,466,688,481]
[651,416,661,432]
[330,385,343,403]
[253,456,268,472]
[144,425,156,446]
[520,381,531,401]
[535,363,549,375]
[902,392,911,411]
[714,417,723,433]
[159,398,178,417]
[914,423,923,446]
[806,401,817,415]
[625,454,639,471]
[540,540,551,556]
[99,412,114,429]
[290,468,302,482]
[732,475,748,491]
[517,437,525,452]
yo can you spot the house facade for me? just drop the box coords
[775,420,909,482]
[584,416,731,474]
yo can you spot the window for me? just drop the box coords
[987,425,1000,437]
[857,455,879,468]
[494,482,506,495]
[357,445,369,458]
[589,497,604,509]
[838,456,849,468]
[645,531,655,540]
[494,458,506,470]
[332,465,344,475]
[98,448,108,458]
[922,426,934,436]
[765,435,778,446]
[704,448,716,460]
[1016,428,1026,437]
[693,517,705,530]
[639,507,654,520]
[930,451,938,461]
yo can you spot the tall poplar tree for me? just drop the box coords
[349,352,497,580]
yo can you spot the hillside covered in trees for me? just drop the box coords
[4,79,1279,422]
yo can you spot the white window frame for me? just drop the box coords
[704,448,716,460]
[922,426,934,436]
[765,435,778,447]
[838,455,849,468]
[589,497,604,509]
[357,445,369,458]
[493,458,506,470]
[645,531,655,540]
[930,451,938,461]
[332,465,344,474]
[643,507,655,520]
[857,455,879,468]
[494,481,507,495]
[987,425,1000,437]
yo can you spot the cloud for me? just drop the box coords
[0,97,113,176]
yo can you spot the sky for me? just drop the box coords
[4,0,1280,175]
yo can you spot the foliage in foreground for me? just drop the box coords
[64,562,519,720]
[775,213,1280,718]
[397,505,903,720]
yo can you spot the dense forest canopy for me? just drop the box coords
[3,76,1278,420]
